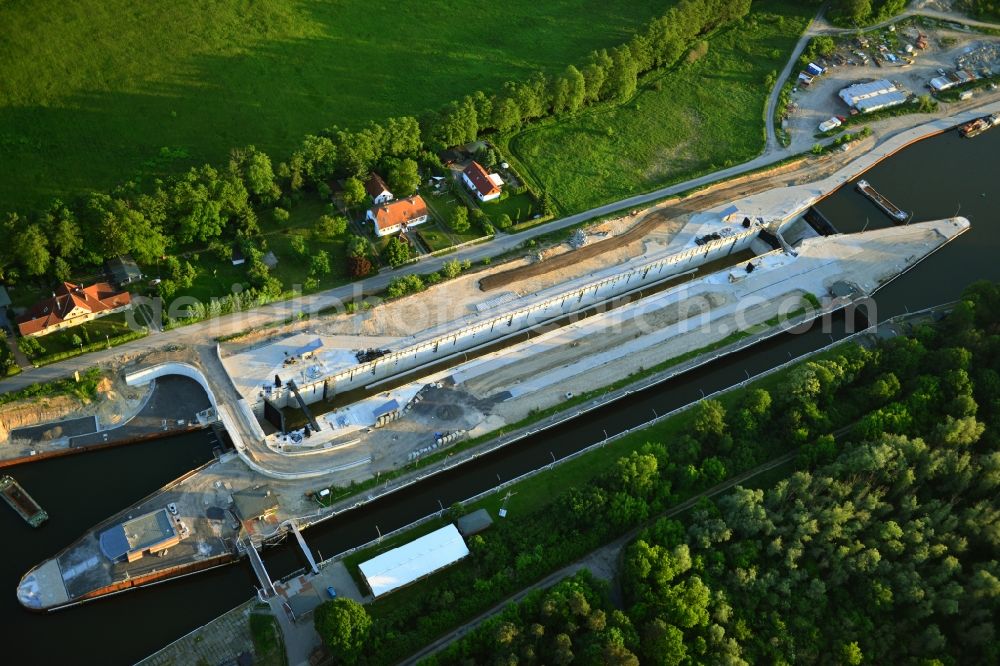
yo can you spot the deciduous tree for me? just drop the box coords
[314,598,371,662]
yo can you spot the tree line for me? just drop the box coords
[959,0,1000,19]
[1,0,763,300]
[411,280,1000,666]
[828,0,908,26]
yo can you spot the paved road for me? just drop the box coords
[813,5,1000,34]
[0,158,823,397]
[764,4,1000,152]
[3,5,997,398]
[401,449,800,665]
[765,8,825,152]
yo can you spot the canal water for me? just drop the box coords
[4,124,999,665]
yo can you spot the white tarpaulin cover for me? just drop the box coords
[359,524,470,597]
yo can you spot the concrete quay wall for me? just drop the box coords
[264,226,761,412]
[126,362,219,409]
[266,104,1000,414]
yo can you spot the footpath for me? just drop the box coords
[401,449,800,665]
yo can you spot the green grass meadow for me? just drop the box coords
[508,0,815,214]
[0,0,665,213]
[482,191,539,224]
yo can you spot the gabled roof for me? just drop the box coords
[17,282,131,336]
[368,196,428,232]
[105,255,141,283]
[438,149,463,165]
[365,172,392,199]
[463,161,502,198]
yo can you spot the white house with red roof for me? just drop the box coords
[461,161,504,202]
[365,173,394,205]
[366,196,429,237]
[17,281,132,338]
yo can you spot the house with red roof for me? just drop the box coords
[17,281,132,338]
[461,161,504,202]
[366,196,429,238]
[365,173,394,205]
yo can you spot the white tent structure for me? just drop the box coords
[358,524,470,597]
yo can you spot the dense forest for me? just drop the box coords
[828,0,907,26]
[412,280,1000,665]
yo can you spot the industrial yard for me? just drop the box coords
[782,19,1000,153]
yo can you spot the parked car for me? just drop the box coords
[326,586,337,599]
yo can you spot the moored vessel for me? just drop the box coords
[856,179,909,223]
[1,475,48,527]
[959,113,999,138]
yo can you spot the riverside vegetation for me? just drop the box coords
[309,280,1000,665]
[0,0,806,324]
[0,0,666,212]
[505,0,817,214]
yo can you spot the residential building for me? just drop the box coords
[437,148,463,166]
[461,161,504,202]
[366,196,429,237]
[105,255,142,287]
[0,285,11,330]
[365,173,394,205]
[17,281,132,338]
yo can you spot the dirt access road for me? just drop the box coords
[479,145,863,292]
[401,448,800,665]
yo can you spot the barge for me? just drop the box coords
[856,179,908,223]
[1,475,48,527]
[959,113,999,139]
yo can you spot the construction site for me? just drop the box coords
[16,100,991,612]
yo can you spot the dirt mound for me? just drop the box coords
[0,371,151,443]
[479,156,819,293]
[0,395,80,442]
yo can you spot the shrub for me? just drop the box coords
[442,259,463,279]
[450,207,470,233]
[348,255,373,277]
[315,214,348,239]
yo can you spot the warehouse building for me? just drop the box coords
[358,524,469,597]
[839,80,909,114]
[839,79,897,106]
[854,90,909,113]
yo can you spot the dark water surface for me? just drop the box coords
[4,125,999,664]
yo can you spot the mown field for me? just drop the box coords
[0,0,665,213]
[508,0,815,214]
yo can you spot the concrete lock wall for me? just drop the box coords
[272,228,759,408]
[125,362,218,409]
